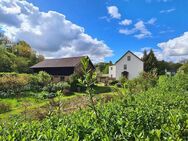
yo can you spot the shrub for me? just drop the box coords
[37,71,51,87]
[158,73,188,92]
[178,62,188,74]
[43,82,70,94]
[0,73,29,97]
[69,74,86,92]
[127,71,158,94]
[0,71,51,97]
[28,71,51,92]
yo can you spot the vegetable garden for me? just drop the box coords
[0,58,188,140]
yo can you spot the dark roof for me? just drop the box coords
[31,56,86,68]
[115,50,143,64]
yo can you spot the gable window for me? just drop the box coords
[127,56,131,61]
[124,64,127,70]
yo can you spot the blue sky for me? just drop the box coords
[0,0,188,63]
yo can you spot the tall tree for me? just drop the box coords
[142,49,158,72]
[142,50,148,71]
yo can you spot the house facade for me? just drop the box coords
[109,51,144,80]
[31,56,95,82]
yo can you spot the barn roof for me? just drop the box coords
[31,56,87,68]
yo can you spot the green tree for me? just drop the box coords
[0,38,44,73]
[142,50,149,72]
[142,49,158,72]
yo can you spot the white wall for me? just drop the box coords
[109,65,116,78]
[115,52,143,80]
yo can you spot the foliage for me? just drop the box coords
[142,49,182,75]
[126,70,158,94]
[0,71,51,97]
[158,72,188,92]
[68,73,85,92]
[0,73,188,140]
[179,62,188,74]
[93,85,112,94]
[43,82,70,94]
[142,49,158,72]
[0,38,44,73]
[0,73,29,97]
[95,62,111,74]
[0,102,11,114]
[157,60,182,75]
[109,80,118,85]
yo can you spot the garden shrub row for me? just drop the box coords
[0,73,188,140]
[0,71,51,98]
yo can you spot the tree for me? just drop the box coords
[142,50,148,71]
[11,41,32,58]
[0,39,44,73]
[143,49,158,72]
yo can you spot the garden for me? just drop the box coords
[0,58,188,140]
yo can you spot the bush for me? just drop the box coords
[178,62,188,74]
[68,74,86,92]
[158,72,188,92]
[0,71,51,97]
[0,73,29,97]
[0,80,188,140]
[127,71,158,94]
[37,71,51,87]
[0,102,11,114]
[43,82,71,95]
[28,71,51,92]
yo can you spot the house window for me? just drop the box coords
[111,75,113,78]
[111,67,113,70]
[124,64,127,70]
[127,56,131,61]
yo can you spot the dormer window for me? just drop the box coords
[127,56,131,61]
[124,64,127,70]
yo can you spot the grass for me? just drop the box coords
[0,84,114,120]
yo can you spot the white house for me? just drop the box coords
[109,51,144,80]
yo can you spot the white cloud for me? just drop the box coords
[107,6,121,19]
[119,20,152,39]
[119,28,136,35]
[135,31,188,62]
[0,0,113,63]
[136,32,188,62]
[147,18,157,25]
[134,21,152,39]
[157,32,188,57]
[160,8,176,13]
[119,19,132,26]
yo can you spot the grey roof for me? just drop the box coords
[115,50,143,64]
[31,56,86,68]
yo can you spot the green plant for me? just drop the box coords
[0,69,188,140]
[127,70,158,94]
[43,82,70,94]
[0,102,11,114]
